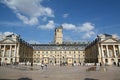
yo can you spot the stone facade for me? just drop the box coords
[1,28,120,66]
[85,34,120,65]
[32,43,87,65]
[32,27,88,65]
[0,34,33,65]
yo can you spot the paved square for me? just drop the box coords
[0,65,120,80]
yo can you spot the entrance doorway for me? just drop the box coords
[67,58,73,64]
[44,58,49,64]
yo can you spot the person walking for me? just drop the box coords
[45,64,47,70]
[41,64,44,70]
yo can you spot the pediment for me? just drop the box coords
[0,38,16,43]
[103,38,118,43]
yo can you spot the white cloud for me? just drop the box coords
[112,34,119,39]
[28,40,40,44]
[1,0,54,25]
[78,22,94,32]
[42,17,47,22]
[3,32,13,36]
[0,32,3,40]
[17,13,39,25]
[63,13,69,18]
[38,20,55,30]
[62,23,76,30]
[0,32,14,40]
[77,22,95,39]
[62,22,96,39]
[82,31,95,39]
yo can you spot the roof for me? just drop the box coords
[32,43,88,51]
[103,33,112,37]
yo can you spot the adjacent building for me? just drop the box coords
[85,34,120,65]
[0,34,33,65]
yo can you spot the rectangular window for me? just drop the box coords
[103,50,107,57]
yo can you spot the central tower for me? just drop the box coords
[54,26,63,44]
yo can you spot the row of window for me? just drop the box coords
[0,52,15,57]
[34,51,83,54]
[0,45,16,49]
[34,54,81,58]
[103,49,120,57]
[33,58,84,63]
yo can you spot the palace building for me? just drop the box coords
[32,27,88,65]
[32,43,88,65]
[85,34,120,65]
[0,34,33,65]
[1,26,120,66]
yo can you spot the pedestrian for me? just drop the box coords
[79,62,81,66]
[100,62,102,67]
[117,62,119,67]
[41,64,44,70]
[45,64,47,69]
[45,64,47,68]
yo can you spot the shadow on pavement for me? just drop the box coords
[0,79,17,80]
[0,78,32,80]
[18,77,32,80]
[84,78,99,80]
[86,67,96,72]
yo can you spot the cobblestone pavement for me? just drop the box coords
[0,65,120,80]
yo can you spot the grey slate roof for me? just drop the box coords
[32,43,88,51]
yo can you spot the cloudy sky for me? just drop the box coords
[0,0,120,43]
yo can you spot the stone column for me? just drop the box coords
[9,45,12,57]
[101,45,104,57]
[16,44,20,62]
[113,45,117,57]
[0,45,1,65]
[14,45,17,58]
[106,45,110,57]
[98,44,101,58]
[3,45,6,57]
[0,45,1,57]
[118,45,120,55]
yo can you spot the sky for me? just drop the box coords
[0,0,120,44]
